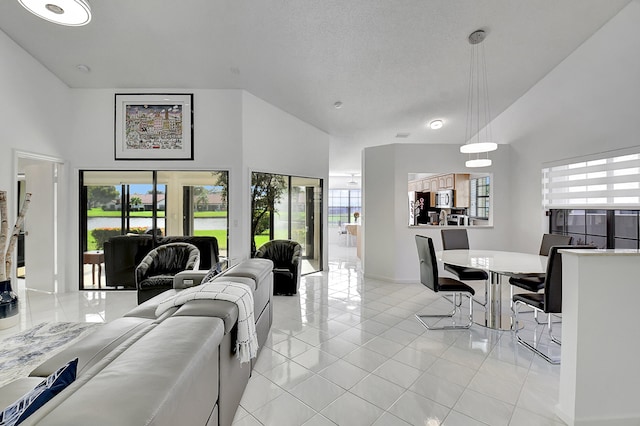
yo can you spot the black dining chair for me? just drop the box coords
[415,235,475,330]
[509,234,573,319]
[440,229,488,306]
[512,244,595,364]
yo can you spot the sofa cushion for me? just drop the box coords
[220,258,273,291]
[30,317,154,378]
[0,358,77,426]
[173,299,238,334]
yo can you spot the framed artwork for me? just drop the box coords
[114,93,193,160]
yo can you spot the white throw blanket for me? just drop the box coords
[155,281,258,364]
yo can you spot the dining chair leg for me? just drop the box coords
[548,312,562,345]
[472,279,488,308]
[534,311,562,325]
[415,292,474,330]
[513,300,560,365]
[510,284,536,315]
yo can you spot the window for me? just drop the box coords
[550,209,640,249]
[544,148,640,249]
[79,170,228,290]
[328,189,361,226]
[469,176,490,219]
[542,149,640,209]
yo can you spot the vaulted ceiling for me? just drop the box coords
[0,0,631,175]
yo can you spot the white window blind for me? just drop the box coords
[542,150,640,209]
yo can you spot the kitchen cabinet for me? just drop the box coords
[437,176,446,189]
[454,174,470,207]
[408,173,470,207]
[429,177,439,192]
[439,174,454,190]
[408,180,421,192]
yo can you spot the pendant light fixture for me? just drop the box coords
[461,29,497,168]
[18,0,92,26]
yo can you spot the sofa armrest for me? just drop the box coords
[173,270,208,289]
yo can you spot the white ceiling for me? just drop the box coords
[0,0,631,175]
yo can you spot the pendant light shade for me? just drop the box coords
[465,158,492,168]
[461,29,497,168]
[460,141,497,154]
[18,0,91,26]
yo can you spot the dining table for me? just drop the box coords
[436,249,547,331]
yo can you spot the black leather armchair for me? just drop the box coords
[135,242,200,304]
[104,235,219,289]
[255,240,302,295]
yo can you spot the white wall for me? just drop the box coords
[492,0,640,254]
[242,92,330,269]
[363,143,512,283]
[0,31,70,170]
[0,29,71,285]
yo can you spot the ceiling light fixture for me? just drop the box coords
[347,174,357,185]
[428,119,443,130]
[18,0,92,26]
[461,29,498,168]
[334,101,343,109]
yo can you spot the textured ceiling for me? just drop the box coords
[0,0,632,174]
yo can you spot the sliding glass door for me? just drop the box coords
[79,170,228,290]
[251,172,322,274]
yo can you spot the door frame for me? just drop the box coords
[13,149,65,292]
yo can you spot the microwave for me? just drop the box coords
[435,190,454,208]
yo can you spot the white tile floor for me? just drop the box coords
[0,244,566,426]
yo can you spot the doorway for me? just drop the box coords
[15,152,63,293]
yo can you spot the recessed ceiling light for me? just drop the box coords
[76,64,90,73]
[428,119,444,130]
[334,101,343,109]
[18,0,91,26]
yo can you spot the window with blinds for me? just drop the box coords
[542,150,640,209]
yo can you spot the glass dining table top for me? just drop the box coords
[436,249,547,276]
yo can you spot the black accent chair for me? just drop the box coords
[135,242,200,304]
[509,234,573,293]
[415,235,475,330]
[512,244,595,364]
[440,229,488,305]
[255,240,302,295]
[104,235,219,289]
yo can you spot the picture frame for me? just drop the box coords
[114,93,194,160]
